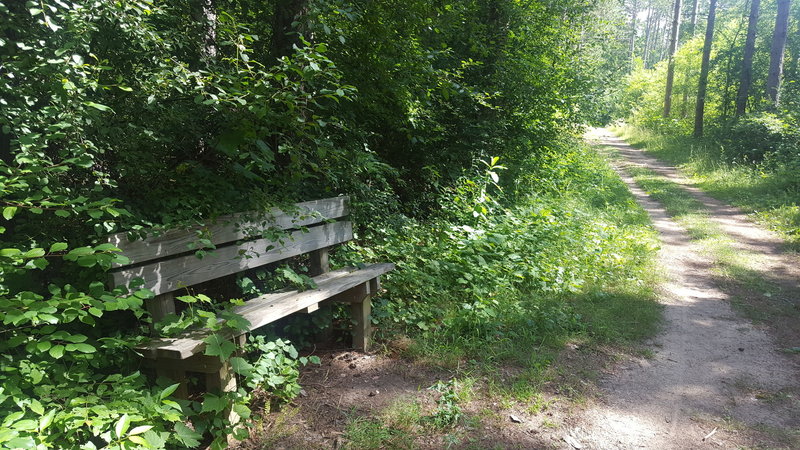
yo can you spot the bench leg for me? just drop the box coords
[147,293,176,336]
[351,295,372,352]
[206,335,245,427]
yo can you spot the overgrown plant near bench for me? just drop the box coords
[105,196,392,446]
[0,197,391,449]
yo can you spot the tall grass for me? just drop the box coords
[614,125,800,250]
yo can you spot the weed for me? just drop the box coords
[427,379,464,428]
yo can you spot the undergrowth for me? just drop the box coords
[347,139,663,394]
[614,125,800,250]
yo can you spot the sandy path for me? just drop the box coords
[570,131,800,449]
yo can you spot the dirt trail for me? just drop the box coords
[570,131,800,449]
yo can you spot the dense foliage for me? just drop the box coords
[0,0,654,448]
[609,0,799,241]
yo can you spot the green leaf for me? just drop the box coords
[201,394,227,413]
[65,247,94,259]
[115,413,130,438]
[76,255,97,267]
[23,248,45,258]
[64,334,87,343]
[49,345,64,359]
[204,334,236,360]
[174,423,202,447]
[3,207,17,220]
[72,343,96,353]
[49,242,68,252]
[159,383,180,400]
[12,420,37,431]
[127,435,148,446]
[29,399,44,415]
[39,410,55,431]
[94,243,119,252]
[54,210,70,218]
[85,101,112,112]
[229,356,253,376]
[128,425,153,436]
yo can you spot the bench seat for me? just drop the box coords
[138,263,394,360]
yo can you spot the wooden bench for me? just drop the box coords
[105,196,393,399]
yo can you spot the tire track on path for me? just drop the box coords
[567,130,800,449]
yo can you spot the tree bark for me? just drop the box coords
[192,0,218,60]
[269,0,309,62]
[691,0,700,35]
[767,0,791,107]
[630,0,640,69]
[736,0,761,116]
[643,1,655,67]
[664,0,683,117]
[695,0,718,137]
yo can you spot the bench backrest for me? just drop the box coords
[106,197,351,296]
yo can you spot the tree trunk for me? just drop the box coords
[767,0,791,107]
[643,1,655,67]
[691,0,700,35]
[736,0,761,116]
[269,0,309,62]
[664,0,683,117]
[630,0,640,69]
[695,0,718,137]
[191,0,218,60]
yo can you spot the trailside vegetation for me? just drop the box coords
[1,1,661,448]
[611,0,800,245]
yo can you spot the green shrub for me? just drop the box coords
[713,113,797,163]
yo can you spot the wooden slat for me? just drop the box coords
[106,197,349,266]
[138,263,395,360]
[111,221,353,296]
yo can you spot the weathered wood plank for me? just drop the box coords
[106,197,349,266]
[351,295,372,351]
[111,221,353,296]
[138,263,394,360]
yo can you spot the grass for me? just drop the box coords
[599,143,800,345]
[614,125,800,250]
[336,140,665,448]
[342,379,476,449]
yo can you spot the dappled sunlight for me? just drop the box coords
[573,134,800,448]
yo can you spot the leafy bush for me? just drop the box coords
[351,143,659,362]
[713,113,797,163]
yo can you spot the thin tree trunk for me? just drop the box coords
[630,0,640,69]
[767,0,791,107]
[650,12,662,67]
[736,0,761,116]
[691,0,700,35]
[270,0,309,62]
[664,0,683,117]
[695,0,718,137]
[721,7,748,117]
[644,1,655,67]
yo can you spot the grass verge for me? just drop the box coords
[612,125,800,250]
[604,156,800,353]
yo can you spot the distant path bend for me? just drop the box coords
[571,130,800,449]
